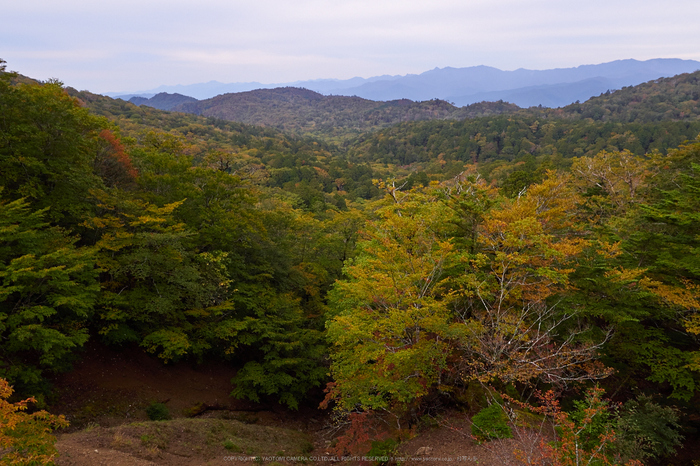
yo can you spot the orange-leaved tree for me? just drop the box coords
[507,387,643,466]
[0,378,68,465]
[446,171,611,387]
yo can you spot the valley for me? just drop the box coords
[2,58,700,465]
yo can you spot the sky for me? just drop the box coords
[3,0,699,94]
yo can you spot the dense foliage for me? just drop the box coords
[348,115,700,168]
[550,70,700,123]
[2,58,700,462]
[1,62,340,407]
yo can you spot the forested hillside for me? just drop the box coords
[130,92,198,111]
[172,87,520,137]
[2,59,700,464]
[122,71,700,145]
[551,70,700,122]
[348,113,700,167]
[1,62,347,410]
[67,87,389,206]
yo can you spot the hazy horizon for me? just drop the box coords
[4,0,699,94]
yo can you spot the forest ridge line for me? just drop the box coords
[113,68,700,139]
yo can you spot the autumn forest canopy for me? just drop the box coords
[2,59,700,463]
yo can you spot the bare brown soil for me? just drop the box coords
[49,341,243,429]
[47,341,506,465]
[48,342,697,465]
[394,414,532,466]
[55,415,317,466]
[49,342,320,465]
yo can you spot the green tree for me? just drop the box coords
[83,190,232,361]
[568,143,700,401]
[0,63,106,226]
[227,197,332,409]
[620,140,700,397]
[114,132,331,408]
[0,197,98,389]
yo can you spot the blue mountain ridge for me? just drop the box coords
[112,58,700,109]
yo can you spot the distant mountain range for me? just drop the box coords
[118,69,700,136]
[112,58,700,108]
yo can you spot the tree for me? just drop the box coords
[326,184,456,415]
[325,173,609,420]
[445,172,609,388]
[109,132,331,409]
[0,196,98,390]
[617,140,700,397]
[82,189,233,361]
[507,388,643,466]
[0,377,68,465]
[569,150,659,231]
[93,129,138,189]
[569,142,700,401]
[229,289,328,410]
[0,66,106,227]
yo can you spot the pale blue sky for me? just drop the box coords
[3,0,699,93]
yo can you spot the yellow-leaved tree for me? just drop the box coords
[325,172,610,425]
[326,182,456,419]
